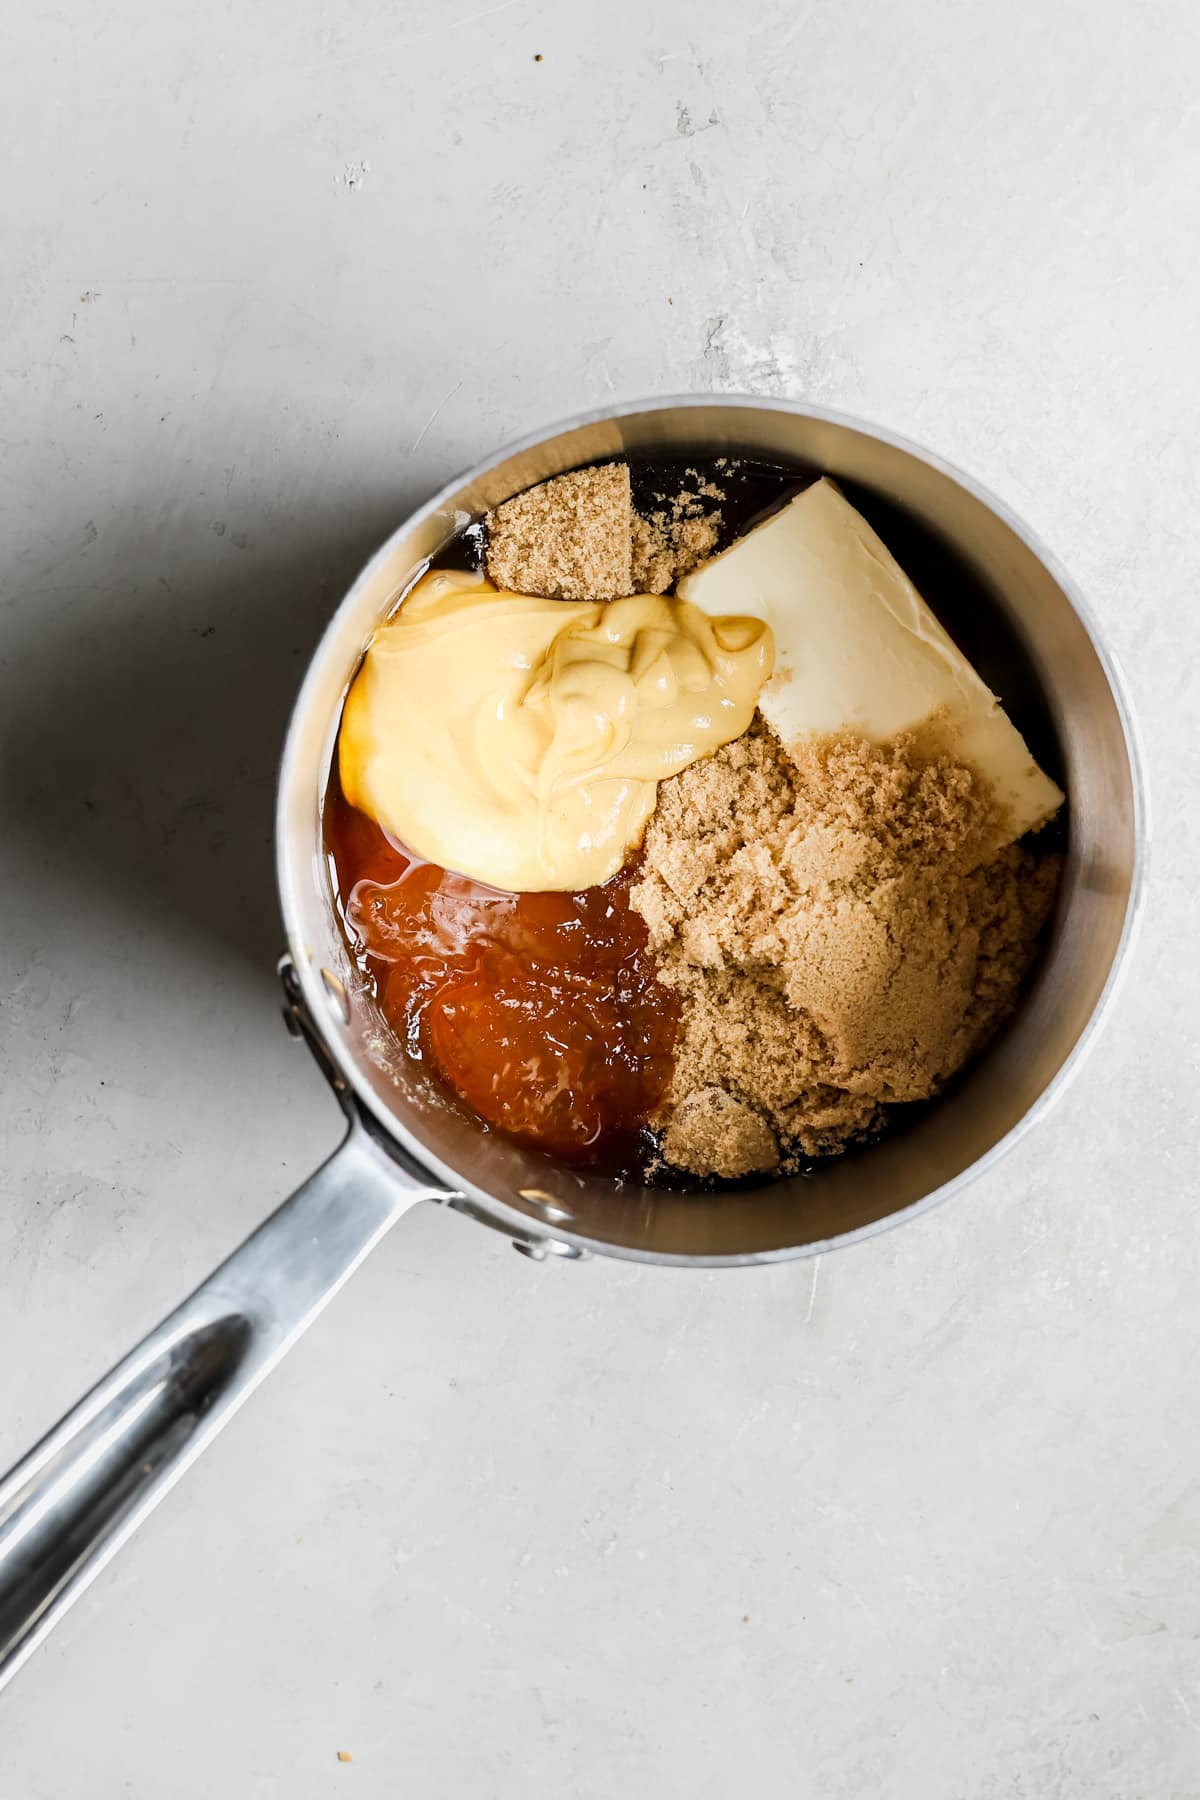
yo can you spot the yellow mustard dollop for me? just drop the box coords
[338,569,774,892]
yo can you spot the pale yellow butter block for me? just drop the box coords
[678,477,1064,844]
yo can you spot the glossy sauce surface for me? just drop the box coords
[325,776,679,1168]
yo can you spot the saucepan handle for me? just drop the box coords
[0,1120,446,1693]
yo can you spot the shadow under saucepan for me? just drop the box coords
[0,482,426,986]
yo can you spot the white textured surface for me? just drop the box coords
[1,2,1197,1795]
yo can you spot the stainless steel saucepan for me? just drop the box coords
[0,398,1146,1691]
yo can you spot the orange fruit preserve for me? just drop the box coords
[324,775,679,1169]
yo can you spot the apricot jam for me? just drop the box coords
[324,776,678,1170]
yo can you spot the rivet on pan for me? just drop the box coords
[513,1238,589,1262]
[545,1240,589,1261]
[518,1187,573,1224]
[319,967,351,1026]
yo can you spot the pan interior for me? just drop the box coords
[277,401,1141,1263]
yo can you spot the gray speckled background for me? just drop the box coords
[2,2,1197,1794]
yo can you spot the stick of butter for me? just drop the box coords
[677,477,1064,846]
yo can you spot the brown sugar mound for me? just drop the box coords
[632,721,1061,1179]
[485,463,725,601]
[630,479,723,594]
[485,464,634,600]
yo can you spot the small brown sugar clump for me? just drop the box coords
[632,721,1061,1177]
[631,478,723,594]
[485,462,725,602]
[486,464,634,600]
[661,1087,779,1180]
[631,511,720,593]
